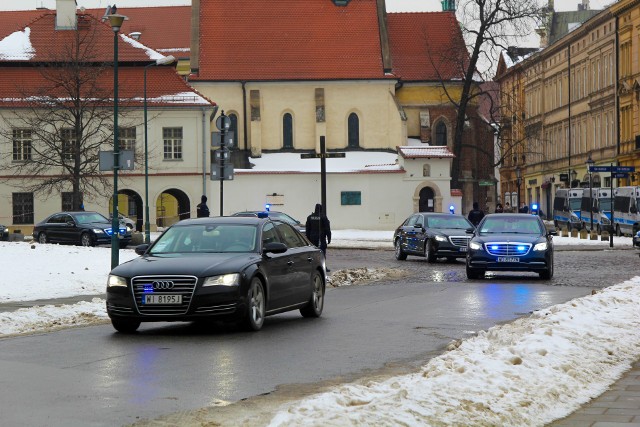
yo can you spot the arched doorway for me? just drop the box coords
[156,189,191,228]
[108,190,143,231]
[419,187,435,212]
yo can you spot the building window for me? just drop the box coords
[61,128,77,161]
[283,113,293,149]
[348,113,360,148]
[435,122,447,146]
[119,127,136,151]
[12,192,34,224]
[62,192,83,211]
[12,129,32,161]
[229,113,239,148]
[163,127,183,160]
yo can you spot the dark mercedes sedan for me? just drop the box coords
[106,216,326,333]
[465,213,556,280]
[33,211,131,247]
[394,213,474,262]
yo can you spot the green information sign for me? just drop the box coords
[341,191,361,205]
[478,180,494,186]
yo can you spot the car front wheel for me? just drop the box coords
[394,239,407,260]
[80,232,94,247]
[300,270,324,318]
[466,264,485,279]
[111,317,141,333]
[242,277,265,331]
[38,232,48,244]
[424,239,436,263]
[539,256,554,280]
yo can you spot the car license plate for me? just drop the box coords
[143,294,182,304]
[497,257,519,262]
[459,247,467,252]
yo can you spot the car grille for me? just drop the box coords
[484,242,532,256]
[449,236,471,247]
[132,275,197,315]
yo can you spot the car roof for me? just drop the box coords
[417,212,467,218]
[172,216,271,226]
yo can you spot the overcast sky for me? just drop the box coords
[0,0,616,13]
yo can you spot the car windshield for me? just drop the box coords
[150,223,258,254]
[74,212,109,224]
[425,216,472,229]
[479,217,543,235]
[598,199,612,211]
[569,198,581,210]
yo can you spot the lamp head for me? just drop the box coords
[108,14,126,33]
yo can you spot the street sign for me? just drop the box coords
[213,148,230,161]
[99,150,135,171]
[300,152,346,159]
[210,162,234,180]
[559,173,568,182]
[589,166,636,173]
[589,166,610,172]
[479,180,494,186]
[211,131,234,147]
[215,115,231,131]
[615,166,636,172]
[613,172,629,178]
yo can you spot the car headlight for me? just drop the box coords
[107,275,127,287]
[533,242,548,251]
[434,235,447,242]
[203,273,241,287]
[469,241,482,250]
[93,228,105,234]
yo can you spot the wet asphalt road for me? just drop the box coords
[0,248,637,427]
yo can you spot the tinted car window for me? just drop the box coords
[275,222,306,248]
[151,224,258,253]
[48,214,66,224]
[74,212,110,224]
[406,215,419,227]
[262,222,281,246]
[479,216,543,235]
[426,216,472,229]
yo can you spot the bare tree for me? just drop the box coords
[1,21,137,211]
[429,0,545,190]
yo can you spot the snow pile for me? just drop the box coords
[267,279,640,427]
[327,268,401,287]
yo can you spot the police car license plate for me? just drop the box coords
[144,294,182,304]
[497,257,519,262]
[459,247,467,252]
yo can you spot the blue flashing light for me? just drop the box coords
[517,245,526,252]
[532,203,538,211]
[449,205,455,214]
[143,284,154,293]
[265,203,271,212]
[490,245,499,251]
[105,228,113,236]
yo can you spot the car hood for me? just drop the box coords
[472,233,545,244]
[111,252,260,278]
[432,228,470,236]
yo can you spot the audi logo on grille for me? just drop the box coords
[153,280,175,290]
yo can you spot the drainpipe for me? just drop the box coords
[242,82,248,153]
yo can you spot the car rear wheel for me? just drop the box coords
[80,232,94,247]
[424,239,436,263]
[466,264,485,279]
[111,317,141,333]
[242,277,265,331]
[38,232,48,244]
[300,271,324,318]
[539,256,554,280]
[394,239,407,260]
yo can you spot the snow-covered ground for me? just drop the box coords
[1,231,639,426]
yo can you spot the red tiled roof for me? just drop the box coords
[387,12,469,81]
[0,6,191,55]
[0,66,214,108]
[194,0,389,81]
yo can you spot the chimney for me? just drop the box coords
[56,0,77,30]
[190,0,200,74]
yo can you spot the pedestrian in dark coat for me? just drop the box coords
[468,201,485,226]
[196,195,210,218]
[305,203,332,268]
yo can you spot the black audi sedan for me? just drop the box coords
[394,213,474,262]
[0,224,8,241]
[33,211,131,247]
[106,216,326,333]
[465,213,556,280]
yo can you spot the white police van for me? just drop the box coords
[612,186,640,236]
[553,188,583,231]
[595,188,613,234]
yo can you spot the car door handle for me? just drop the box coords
[287,261,294,266]
[307,257,313,262]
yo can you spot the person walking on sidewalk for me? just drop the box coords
[305,203,332,271]
[196,195,210,218]
[468,201,485,226]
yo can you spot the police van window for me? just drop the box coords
[275,222,305,248]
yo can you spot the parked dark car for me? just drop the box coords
[106,216,325,333]
[394,213,475,262]
[33,211,131,247]
[466,213,556,280]
[0,224,9,241]
[231,210,305,233]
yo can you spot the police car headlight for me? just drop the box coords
[533,242,548,251]
[107,275,127,287]
[469,241,482,250]
[203,273,240,287]
[94,228,105,234]
[435,235,447,242]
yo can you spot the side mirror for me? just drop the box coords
[263,242,287,254]
[466,227,475,234]
[414,223,423,229]
[135,244,150,255]
[548,230,558,236]
[66,221,75,227]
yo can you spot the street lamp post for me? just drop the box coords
[108,11,125,270]
[570,169,578,188]
[586,153,595,232]
[515,165,522,212]
[144,55,176,244]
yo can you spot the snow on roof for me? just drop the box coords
[236,151,403,174]
[121,32,164,61]
[398,145,455,159]
[133,91,212,105]
[0,27,34,60]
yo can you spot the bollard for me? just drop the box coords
[590,231,598,240]
[579,229,588,239]
[570,229,578,238]
[601,231,609,241]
